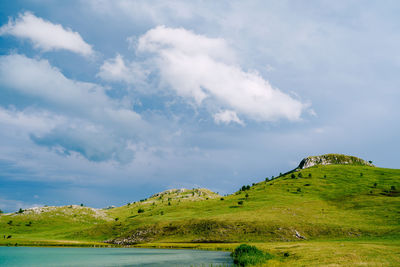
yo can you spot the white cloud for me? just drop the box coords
[0,107,62,134]
[214,110,244,125]
[0,54,141,125]
[0,54,146,162]
[97,54,148,84]
[137,26,306,122]
[0,12,93,56]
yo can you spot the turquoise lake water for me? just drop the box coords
[0,246,232,267]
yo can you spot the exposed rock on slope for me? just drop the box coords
[147,188,220,203]
[297,154,374,170]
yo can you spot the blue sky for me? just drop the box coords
[0,0,399,212]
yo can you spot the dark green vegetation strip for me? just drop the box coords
[231,244,273,266]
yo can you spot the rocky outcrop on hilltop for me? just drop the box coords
[297,154,374,170]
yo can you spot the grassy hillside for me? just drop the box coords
[1,159,399,265]
[2,164,399,244]
[100,164,399,244]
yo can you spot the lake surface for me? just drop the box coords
[0,246,232,267]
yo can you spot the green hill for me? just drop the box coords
[1,154,399,266]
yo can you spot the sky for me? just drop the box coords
[0,0,399,212]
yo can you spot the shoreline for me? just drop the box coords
[0,240,237,251]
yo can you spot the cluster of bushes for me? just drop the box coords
[231,244,273,266]
[240,185,251,191]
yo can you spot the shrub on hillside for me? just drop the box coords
[238,200,244,205]
[241,185,251,191]
[291,173,296,179]
[231,244,273,266]
[137,208,145,213]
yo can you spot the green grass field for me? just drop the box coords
[1,157,399,266]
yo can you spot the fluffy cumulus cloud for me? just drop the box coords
[97,54,147,84]
[136,26,306,124]
[0,54,144,162]
[0,12,93,56]
[214,110,244,125]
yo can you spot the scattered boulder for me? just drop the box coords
[294,230,306,239]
